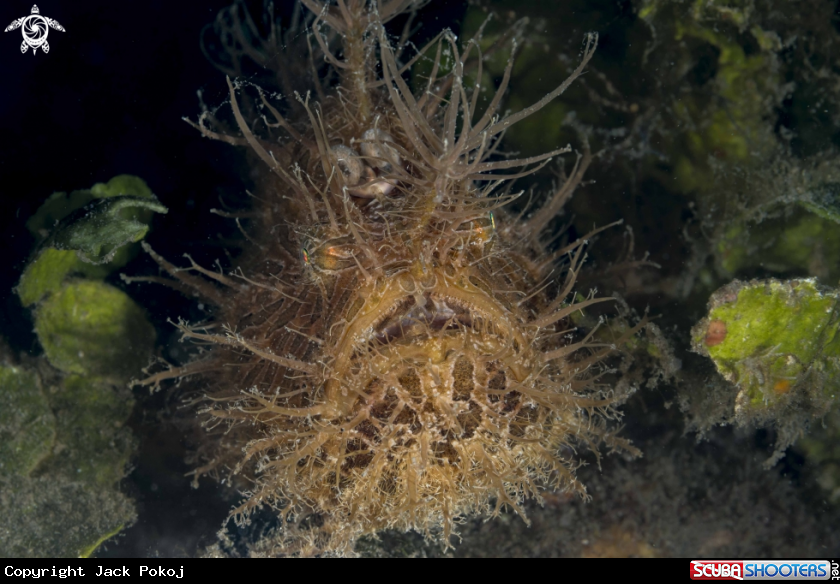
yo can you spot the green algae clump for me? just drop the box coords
[1,174,164,556]
[0,363,136,557]
[711,164,840,286]
[18,175,161,383]
[48,195,167,265]
[692,278,840,463]
[18,175,167,307]
[17,248,110,308]
[49,374,136,487]
[0,365,56,477]
[0,473,135,558]
[26,174,159,239]
[34,280,155,383]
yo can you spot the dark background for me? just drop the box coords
[0,0,258,558]
[0,0,468,557]
[1,0,246,354]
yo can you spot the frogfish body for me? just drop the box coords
[140,0,641,556]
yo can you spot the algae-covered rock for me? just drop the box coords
[637,0,787,194]
[691,278,840,463]
[716,205,840,285]
[49,375,135,487]
[0,365,56,477]
[692,279,840,401]
[631,0,840,299]
[0,473,135,558]
[0,363,137,557]
[711,159,840,285]
[34,280,155,383]
[6,175,161,555]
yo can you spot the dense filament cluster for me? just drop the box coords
[137,0,641,556]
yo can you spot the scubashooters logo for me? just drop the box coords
[690,560,834,580]
[4,5,64,54]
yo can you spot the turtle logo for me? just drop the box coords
[5,5,65,55]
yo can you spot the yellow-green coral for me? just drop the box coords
[7,175,165,554]
[78,523,129,559]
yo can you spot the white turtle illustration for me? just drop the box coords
[5,5,65,55]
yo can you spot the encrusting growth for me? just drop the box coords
[135,0,643,555]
